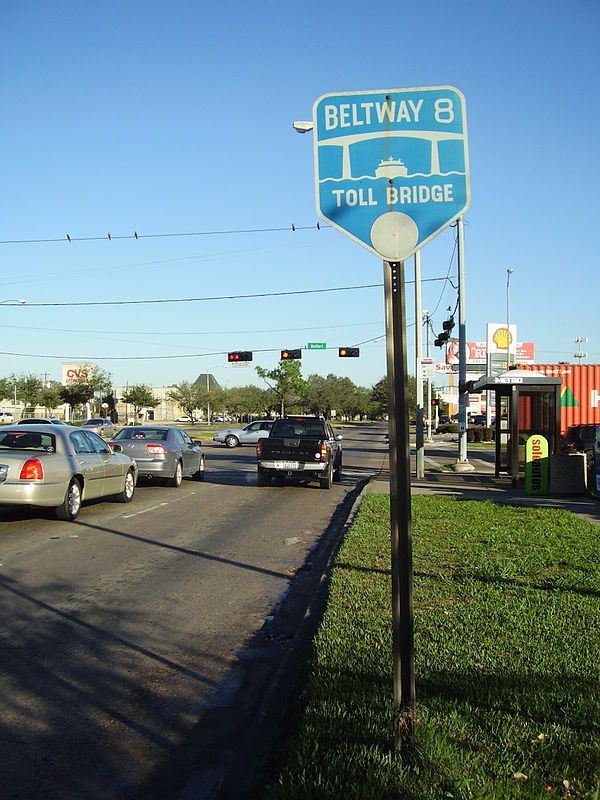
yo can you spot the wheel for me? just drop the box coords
[192,455,205,481]
[257,467,271,486]
[319,462,333,489]
[55,478,82,521]
[116,469,136,503]
[169,460,183,487]
[333,454,342,482]
[225,435,239,448]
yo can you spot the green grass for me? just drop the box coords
[260,495,600,799]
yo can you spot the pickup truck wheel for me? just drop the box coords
[257,467,270,487]
[333,455,342,482]
[225,435,239,448]
[319,462,333,489]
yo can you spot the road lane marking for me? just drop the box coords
[123,502,170,518]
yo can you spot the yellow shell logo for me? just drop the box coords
[493,327,511,348]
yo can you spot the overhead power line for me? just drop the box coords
[12,276,450,308]
[0,223,323,246]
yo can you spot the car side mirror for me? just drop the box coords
[111,443,122,453]
[193,439,202,446]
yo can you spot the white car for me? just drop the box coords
[213,420,274,448]
[0,412,15,423]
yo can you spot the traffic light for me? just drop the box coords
[227,351,253,362]
[281,349,302,360]
[339,347,360,357]
[435,316,455,347]
[431,398,438,408]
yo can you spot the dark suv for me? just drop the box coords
[562,424,597,454]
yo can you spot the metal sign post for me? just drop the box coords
[384,259,415,751]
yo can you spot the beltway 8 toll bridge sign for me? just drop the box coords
[313,86,470,261]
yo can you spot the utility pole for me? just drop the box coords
[574,337,588,363]
[454,216,473,471]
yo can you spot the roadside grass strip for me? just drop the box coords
[261,494,600,799]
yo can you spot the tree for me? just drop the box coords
[167,381,203,422]
[370,374,417,420]
[120,385,158,422]
[39,382,63,416]
[225,385,272,420]
[12,373,44,412]
[256,360,306,417]
[0,376,14,402]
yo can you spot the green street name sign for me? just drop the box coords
[307,342,327,350]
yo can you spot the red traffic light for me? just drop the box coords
[339,347,360,357]
[281,349,302,360]
[228,351,253,362]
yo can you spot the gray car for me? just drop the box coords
[109,425,205,486]
[213,419,274,448]
[0,424,137,521]
[81,417,116,438]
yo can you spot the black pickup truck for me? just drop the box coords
[256,415,343,489]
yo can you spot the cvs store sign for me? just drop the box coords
[62,363,90,385]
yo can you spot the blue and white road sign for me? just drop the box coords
[312,86,470,261]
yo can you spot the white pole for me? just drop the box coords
[414,251,424,478]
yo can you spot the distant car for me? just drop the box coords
[109,425,205,486]
[0,424,137,521]
[0,412,15,423]
[17,417,68,425]
[562,424,597,455]
[81,417,116,438]
[438,415,451,425]
[175,416,199,423]
[213,420,274,448]
[469,414,487,426]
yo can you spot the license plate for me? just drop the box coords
[274,460,300,470]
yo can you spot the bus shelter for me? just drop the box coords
[466,369,562,486]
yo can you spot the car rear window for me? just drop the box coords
[115,428,169,441]
[271,419,326,438]
[0,431,55,451]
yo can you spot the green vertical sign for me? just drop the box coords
[525,435,549,496]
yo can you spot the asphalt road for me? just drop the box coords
[0,423,388,800]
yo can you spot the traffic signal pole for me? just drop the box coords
[455,216,473,471]
[384,259,416,752]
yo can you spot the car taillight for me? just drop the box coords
[256,440,262,458]
[20,458,43,481]
[317,442,328,461]
[146,443,167,456]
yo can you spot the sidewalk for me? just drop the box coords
[368,467,600,527]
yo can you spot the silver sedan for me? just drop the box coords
[109,426,205,486]
[213,419,274,448]
[0,424,137,521]
[81,417,116,437]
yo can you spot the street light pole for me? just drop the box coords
[506,268,514,368]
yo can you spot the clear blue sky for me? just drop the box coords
[1,0,598,392]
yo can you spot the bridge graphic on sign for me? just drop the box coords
[317,130,466,181]
[313,87,470,261]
